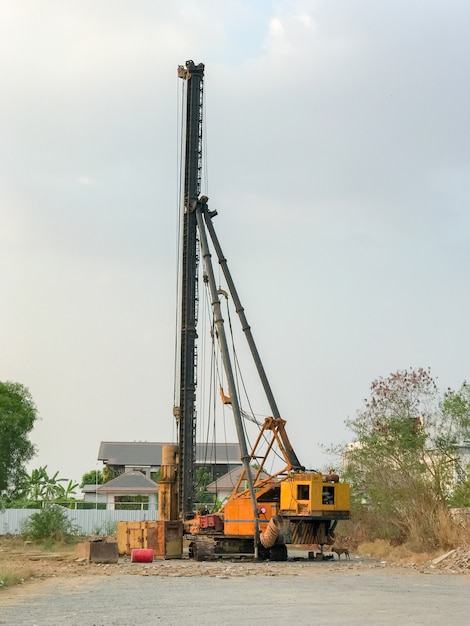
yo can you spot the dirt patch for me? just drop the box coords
[354,538,470,573]
[1,536,470,595]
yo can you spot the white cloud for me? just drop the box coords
[268,17,284,37]
[297,13,316,29]
[77,175,94,186]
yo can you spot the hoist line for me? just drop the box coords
[195,203,261,555]
[212,291,257,447]
[224,295,255,456]
[195,276,240,510]
[197,278,232,502]
[202,85,209,197]
[172,77,186,439]
[200,236,285,497]
[221,291,285,470]
[225,294,260,426]
[200,238,288,496]
[230,331,289,468]
[218,263,296,474]
[207,291,232,475]
[211,319,233,495]
[199,280,228,491]
[213,286,289,473]
[197,273,210,474]
[224,295,284,468]
[203,209,304,471]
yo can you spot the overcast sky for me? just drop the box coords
[1,0,469,486]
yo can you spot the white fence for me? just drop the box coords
[0,509,158,536]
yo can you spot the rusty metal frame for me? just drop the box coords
[224,416,298,502]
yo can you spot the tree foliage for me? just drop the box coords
[195,467,216,507]
[26,466,66,500]
[102,465,124,483]
[448,464,470,507]
[80,469,104,488]
[0,381,38,499]
[7,466,79,507]
[343,368,470,548]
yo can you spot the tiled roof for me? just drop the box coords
[81,484,100,493]
[206,466,270,492]
[97,471,158,493]
[98,441,241,466]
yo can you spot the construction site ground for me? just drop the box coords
[1,539,470,625]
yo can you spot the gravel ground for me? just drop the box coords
[1,558,469,626]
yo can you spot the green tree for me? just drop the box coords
[445,382,470,507]
[102,465,124,483]
[7,466,79,506]
[195,467,215,507]
[80,469,104,488]
[150,468,161,483]
[26,467,49,501]
[342,369,470,549]
[449,464,470,507]
[54,479,79,500]
[39,467,63,500]
[0,381,38,500]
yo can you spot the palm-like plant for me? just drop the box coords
[22,466,77,502]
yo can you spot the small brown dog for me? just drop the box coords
[332,547,350,560]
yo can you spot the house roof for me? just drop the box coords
[81,484,100,493]
[206,466,271,493]
[97,471,158,494]
[98,441,241,466]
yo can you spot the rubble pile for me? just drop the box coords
[431,546,470,572]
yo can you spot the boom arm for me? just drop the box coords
[203,210,304,471]
[195,198,261,554]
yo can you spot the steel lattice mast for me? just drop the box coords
[176,60,204,518]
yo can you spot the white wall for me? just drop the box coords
[0,508,158,536]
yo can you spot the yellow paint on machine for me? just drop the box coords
[117,520,183,559]
[280,473,350,515]
[224,499,279,536]
[223,472,350,536]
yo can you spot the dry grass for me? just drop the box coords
[338,505,470,564]
[356,539,441,563]
[341,500,470,553]
[0,535,25,550]
[354,515,470,564]
[0,565,36,590]
[0,537,35,589]
[0,536,78,590]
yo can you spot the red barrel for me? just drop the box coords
[131,548,154,563]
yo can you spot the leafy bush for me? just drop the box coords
[340,370,470,550]
[448,464,470,507]
[21,504,78,541]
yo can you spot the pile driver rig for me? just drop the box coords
[157,60,350,561]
